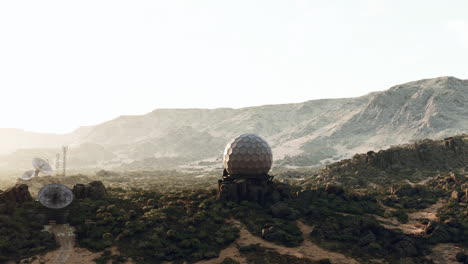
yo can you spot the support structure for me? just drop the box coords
[217,169,281,204]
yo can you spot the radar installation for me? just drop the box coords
[217,133,275,204]
[19,156,74,224]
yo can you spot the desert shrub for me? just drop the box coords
[382,185,443,210]
[309,214,429,260]
[392,209,409,224]
[220,257,240,264]
[294,188,384,224]
[230,201,303,247]
[239,245,318,264]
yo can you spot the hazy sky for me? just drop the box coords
[1,0,467,134]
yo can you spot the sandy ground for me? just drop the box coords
[18,224,102,264]
[194,220,359,264]
[429,243,466,264]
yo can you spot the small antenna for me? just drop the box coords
[62,146,68,177]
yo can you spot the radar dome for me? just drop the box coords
[223,133,273,175]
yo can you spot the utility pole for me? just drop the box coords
[62,146,68,176]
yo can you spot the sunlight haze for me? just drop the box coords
[1,0,467,133]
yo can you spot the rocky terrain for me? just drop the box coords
[306,134,467,191]
[1,76,467,170]
[0,134,467,264]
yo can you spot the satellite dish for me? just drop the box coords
[21,170,36,181]
[38,184,74,209]
[32,157,54,175]
[223,133,273,176]
[18,157,55,182]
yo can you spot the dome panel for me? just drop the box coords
[223,133,273,175]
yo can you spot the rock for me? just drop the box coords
[359,231,376,246]
[394,238,418,257]
[0,184,32,204]
[455,252,467,262]
[451,191,462,201]
[462,189,468,203]
[393,185,418,197]
[325,183,344,195]
[72,181,107,200]
[96,170,120,177]
[261,226,275,237]
[424,221,439,234]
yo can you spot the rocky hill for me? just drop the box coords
[305,134,467,191]
[1,76,467,170]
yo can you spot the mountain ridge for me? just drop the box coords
[1,76,467,169]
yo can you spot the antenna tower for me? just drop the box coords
[62,146,68,177]
[55,153,60,176]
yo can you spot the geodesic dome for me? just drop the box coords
[223,133,273,176]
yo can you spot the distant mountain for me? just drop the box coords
[0,128,67,155]
[1,76,467,170]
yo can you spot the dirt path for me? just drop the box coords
[25,224,101,264]
[407,199,445,221]
[20,225,133,264]
[195,220,359,264]
[373,199,446,235]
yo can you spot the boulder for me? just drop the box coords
[455,252,467,263]
[358,231,376,246]
[72,181,107,200]
[0,184,32,204]
[270,202,292,218]
[325,183,344,195]
[394,238,418,257]
[424,220,439,235]
[451,191,462,202]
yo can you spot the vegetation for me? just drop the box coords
[239,244,318,264]
[0,202,57,262]
[0,134,466,263]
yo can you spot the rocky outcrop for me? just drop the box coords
[428,172,467,194]
[325,183,344,195]
[0,184,32,204]
[309,135,467,190]
[358,135,466,171]
[72,181,107,200]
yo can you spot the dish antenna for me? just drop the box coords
[21,170,35,180]
[33,157,54,174]
[19,157,54,181]
[38,184,74,209]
